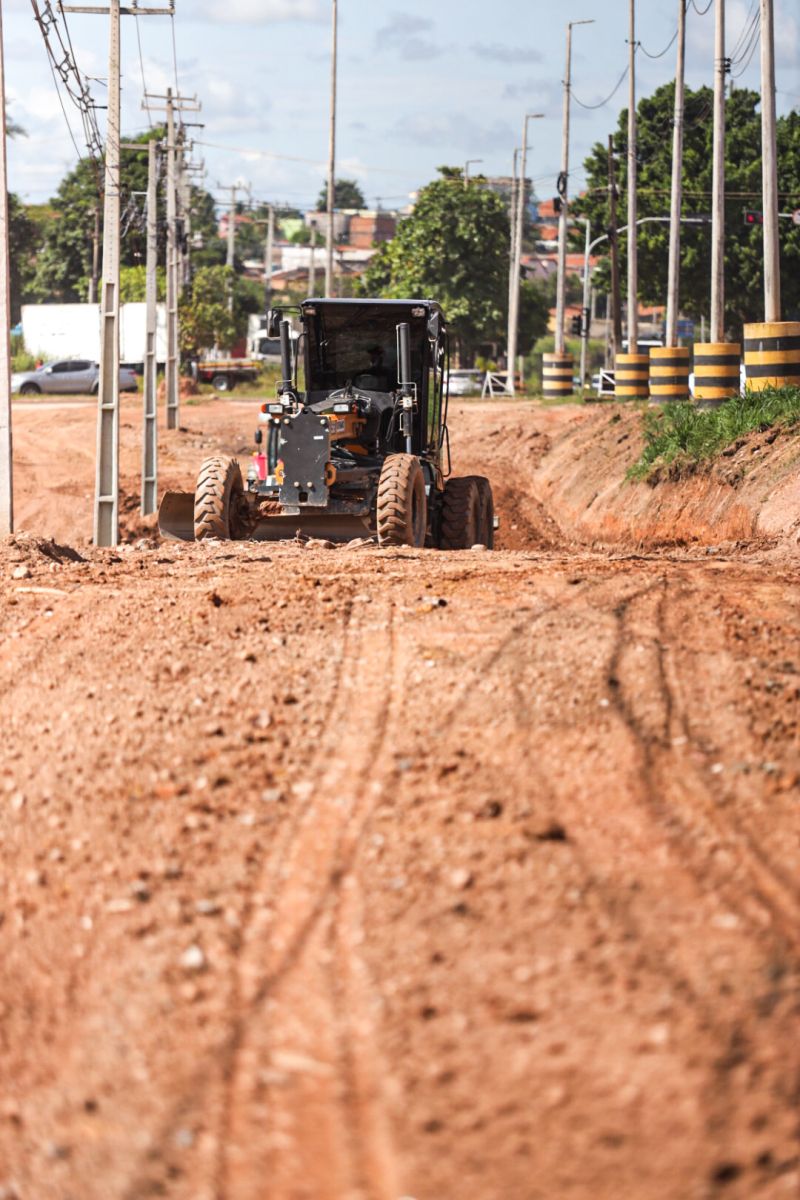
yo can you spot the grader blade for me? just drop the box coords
[158,491,195,541]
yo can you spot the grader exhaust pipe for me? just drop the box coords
[279,318,293,394]
[396,321,414,454]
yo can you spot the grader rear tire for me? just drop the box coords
[376,454,427,547]
[439,476,481,550]
[465,475,495,549]
[194,456,248,541]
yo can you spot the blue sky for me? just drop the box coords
[4,0,799,213]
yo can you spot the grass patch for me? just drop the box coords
[628,386,800,482]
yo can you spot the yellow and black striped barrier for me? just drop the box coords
[743,321,800,391]
[693,342,741,407]
[648,346,691,403]
[542,352,574,399]
[614,352,649,401]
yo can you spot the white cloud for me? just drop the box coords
[193,0,325,23]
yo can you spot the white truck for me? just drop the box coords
[21,302,168,369]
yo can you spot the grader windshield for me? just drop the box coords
[303,301,429,397]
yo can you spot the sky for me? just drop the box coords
[3,0,799,215]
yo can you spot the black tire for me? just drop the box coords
[464,475,494,549]
[212,374,232,392]
[19,383,40,396]
[194,456,248,541]
[376,453,427,547]
[439,476,481,550]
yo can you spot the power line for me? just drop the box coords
[170,8,180,96]
[572,64,629,110]
[30,1,104,164]
[132,3,152,128]
[638,26,679,59]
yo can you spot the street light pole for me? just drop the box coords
[555,18,594,356]
[710,0,726,340]
[760,0,780,320]
[465,158,483,189]
[325,0,338,298]
[665,0,686,347]
[507,114,543,396]
[627,0,639,353]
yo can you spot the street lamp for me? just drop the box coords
[555,18,595,359]
[464,158,484,189]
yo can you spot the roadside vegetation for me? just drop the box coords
[629,386,800,482]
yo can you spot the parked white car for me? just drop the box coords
[447,368,484,396]
[11,359,138,395]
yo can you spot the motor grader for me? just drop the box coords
[158,298,494,549]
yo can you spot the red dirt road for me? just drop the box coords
[0,396,798,1200]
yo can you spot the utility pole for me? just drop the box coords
[627,0,639,353]
[710,0,726,340]
[607,136,623,354]
[145,90,200,432]
[760,0,780,320]
[93,0,121,547]
[325,0,338,297]
[0,0,13,535]
[665,0,686,347]
[508,113,543,396]
[265,204,275,310]
[225,182,237,270]
[142,137,158,515]
[507,146,519,369]
[555,18,594,356]
[309,220,317,297]
[60,3,173,546]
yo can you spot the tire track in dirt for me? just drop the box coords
[215,600,402,1200]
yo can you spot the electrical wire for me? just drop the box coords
[572,64,630,110]
[170,8,180,96]
[638,26,679,59]
[31,1,104,167]
[731,13,761,77]
[690,0,713,14]
[132,3,153,128]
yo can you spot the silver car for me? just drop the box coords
[11,359,138,395]
[447,368,484,396]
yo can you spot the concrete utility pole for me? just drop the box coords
[94,0,121,547]
[309,220,317,298]
[145,90,200,433]
[507,114,543,396]
[710,0,726,340]
[142,137,158,515]
[325,0,338,297]
[0,0,13,535]
[607,136,623,354]
[555,18,594,356]
[225,182,237,269]
[63,3,173,547]
[760,0,780,320]
[265,204,275,309]
[627,0,639,352]
[507,146,520,365]
[665,0,686,347]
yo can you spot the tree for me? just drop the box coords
[574,84,800,329]
[360,167,511,362]
[119,265,166,303]
[8,195,39,323]
[317,178,366,212]
[178,266,260,357]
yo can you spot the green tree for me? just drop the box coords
[179,266,260,356]
[8,195,39,322]
[575,85,800,329]
[360,167,510,361]
[317,178,366,212]
[119,265,166,303]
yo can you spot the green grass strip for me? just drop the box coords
[628,385,800,482]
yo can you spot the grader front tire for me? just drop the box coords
[194,456,247,541]
[376,454,428,547]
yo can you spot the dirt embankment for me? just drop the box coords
[452,402,800,554]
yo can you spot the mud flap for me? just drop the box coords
[158,491,195,541]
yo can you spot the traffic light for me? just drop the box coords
[744,210,763,226]
[553,196,562,215]
[570,314,582,336]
